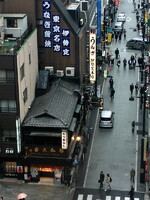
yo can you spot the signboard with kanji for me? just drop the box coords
[89,32,96,82]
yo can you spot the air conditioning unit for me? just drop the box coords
[57,70,64,77]
[66,67,75,77]
[45,66,54,75]
[79,18,84,27]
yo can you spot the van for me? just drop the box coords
[126,37,149,50]
[99,110,114,128]
[114,22,123,32]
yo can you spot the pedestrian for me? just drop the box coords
[130,83,134,95]
[118,32,122,41]
[115,48,119,59]
[1,197,3,200]
[129,186,134,200]
[138,3,140,9]
[136,12,140,21]
[109,77,114,89]
[99,171,105,188]
[131,121,135,133]
[123,58,127,68]
[123,29,126,39]
[137,22,140,31]
[117,59,121,68]
[115,32,118,42]
[135,82,138,94]
[105,174,112,191]
[130,168,135,182]
[110,88,115,98]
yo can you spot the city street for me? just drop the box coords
[83,0,144,194]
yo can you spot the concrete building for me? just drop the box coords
[0,13,38,178]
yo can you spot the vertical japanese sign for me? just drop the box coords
[42,1,70,56]
[89,32,96,82]
[61,130,68,149]
[16,117,21,153]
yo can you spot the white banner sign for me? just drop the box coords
[89,32,96,82]
[61,130,68,149]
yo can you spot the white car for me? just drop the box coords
[117,13,126,22]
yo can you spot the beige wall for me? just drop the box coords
[17,29,38,122]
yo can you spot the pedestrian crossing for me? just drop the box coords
[76,194,140,200]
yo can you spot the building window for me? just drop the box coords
[0,70,14,84]
[7,18,18,28]
[20,63,25,80]
[23,87,28,103]
[5,162,17,175]
[0,100,16,113]
[29,53,31,65]
[2,129,16,142]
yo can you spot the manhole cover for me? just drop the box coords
[110,164,119,169]
[90,163,97,170]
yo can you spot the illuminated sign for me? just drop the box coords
[42,1,70,56]
[89,32,96,82]
[61,130,68,149]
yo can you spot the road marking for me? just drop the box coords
[115,197,120,200]
[87,195,93,200]
[125,197,130,200]
[77,194,83,200]
[126,17,132,22]
[106,196,111,200]
[134,198,139,200]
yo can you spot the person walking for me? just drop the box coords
[99,171,105,188]
[110,88,115,98]
[131,121,135,133]
[123,29,126,39]
[117,59,121,68]
[130,168,135,183]
[109,77,114,89]
[135,82,138,94]
[115,48,119,59]
[105,174,112,191]
[130,83,134,95]
[123,58,127,68]
[129,186,134,200]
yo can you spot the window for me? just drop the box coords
[0,70,14,84]
[29,53,31,65]
[0,100,16,113]
[7,18,17,28]
[20,63,25,81]
[23,88,28,103]
[2,129,16,142]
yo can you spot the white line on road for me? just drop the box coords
[106,196,111,200]
[83,103,99,187]
[87,195,93,200]
[135,68,140,192]
[77,194,83,200]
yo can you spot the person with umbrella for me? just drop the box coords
[17,193,27,200]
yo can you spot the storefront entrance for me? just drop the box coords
[5,162,17,177]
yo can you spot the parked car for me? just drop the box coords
[114,22,124,32]
[99,110,114,128]
[126,37,149,50]
[117,13,126,22]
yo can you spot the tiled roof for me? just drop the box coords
[23,79,80,128]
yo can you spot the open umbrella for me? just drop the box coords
[17,193,27,200]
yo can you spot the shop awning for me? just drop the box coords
[30,132,61,137]
[69,117,77,132]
